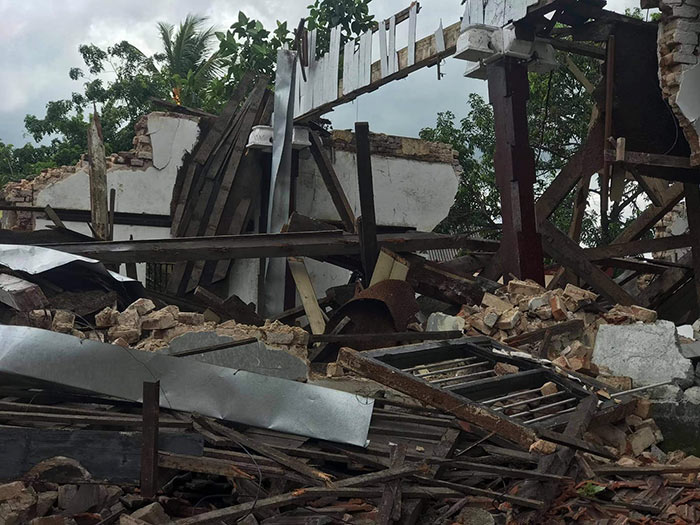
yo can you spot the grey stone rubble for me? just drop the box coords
[593,320,694,388]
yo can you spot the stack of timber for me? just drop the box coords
[168,74,272,296]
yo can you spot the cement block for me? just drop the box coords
[593,321,693,386]
[684,386,700,404]
[165,331,308,381]
[681,341,700,359]
[426,312,466,332]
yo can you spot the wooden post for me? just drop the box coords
[487,57,545,285]
[309,131,356,232]
[141,381,160,499]
[355,122,379,284]
[601,35,615,242]
[684,183,700,308]
[87,107,109,240]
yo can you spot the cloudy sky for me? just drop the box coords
[0,0,644,147]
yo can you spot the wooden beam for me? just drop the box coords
[195,417,334,486]
[487,57,544,285]
[611,183,684,244]
[584,234,692,260]
[636,250,692,308]
[337,347,538,450]
[684,182,700,308]
[356,122,379,283]
[309,131,356,232]
[296,22,461,122]
[540,221,635,305]
[287,256,327,334]
[140,381,159,499]
[87,108,109,240]
[605,149,697,170]
[34,230,495,264]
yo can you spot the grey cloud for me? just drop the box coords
[0,0,650,147]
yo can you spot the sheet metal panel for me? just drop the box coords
[0,326,373,447]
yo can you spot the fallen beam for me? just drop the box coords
[33,231,499,264]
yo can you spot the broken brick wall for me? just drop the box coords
[657,0,700,165]
[0,112,198,231]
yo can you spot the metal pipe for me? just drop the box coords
[442,371,497,390]
[401,356,480,373]
[524,406,577,424]
[510,397,577,418]
[481,387,543,405]
[415,361,488,378]
[428,361,489,385]
[493,391,565,412]
[430,369,493,385]
[610,380,673,398]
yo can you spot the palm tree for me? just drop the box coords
[157,14,221,106]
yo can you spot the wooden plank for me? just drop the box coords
[378,443,407,524]
[481,117,604,281]
[195,418,334,486]
[515,395,598,521]
[540,221,635,305]
[0,274,48,311]
[158,451,253,479]
[287,256,326,335]
[309,331,463,345]
[192,286,263,326]
[87,109,109,240]
[176,478,443,525]
[370,248,409,286]
[612,183,684,244]
[401,427,460,525]
[336,348,538,449]
[0,426,202,483]
[297,22,461,122]
[584,234,692,260]
[0,411,191,428]
[43,205,66,229]
[605,148,697,169]
[684,182,700,308]
[36,231,496,264]
[355,122,379,282]
[140,381,159,499]
[309,131,356,232]
[636,250,692,308]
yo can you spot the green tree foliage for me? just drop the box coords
[421,51,645,246]
[7,3,374,181]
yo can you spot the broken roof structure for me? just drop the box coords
[1,0,700,523]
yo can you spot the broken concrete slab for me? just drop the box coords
[0,274,48,312]
[593,321,693,386]
[165,331,309,381]
[680,341,700,359]
[130,502,170,524]
[426,312,466,332]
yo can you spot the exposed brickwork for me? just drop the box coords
[0,112,189,231]
[657,0,700,164]
[330,129,462,175]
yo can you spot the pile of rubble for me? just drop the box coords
[25,297,310,358]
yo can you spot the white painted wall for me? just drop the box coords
[290,149,459,311]
[31,113,200,284]
[24,113,458,314]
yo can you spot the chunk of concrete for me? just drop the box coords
[130,502,171,524]
[684,386,700,405]
[426,312,466,332]
[165,331,308,381]
[680,341,700,359]
[593,321,693,386]
[678,324,695,340]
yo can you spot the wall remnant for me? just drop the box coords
[658,0,700,165]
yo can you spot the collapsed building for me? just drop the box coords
[1,1,700,524]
